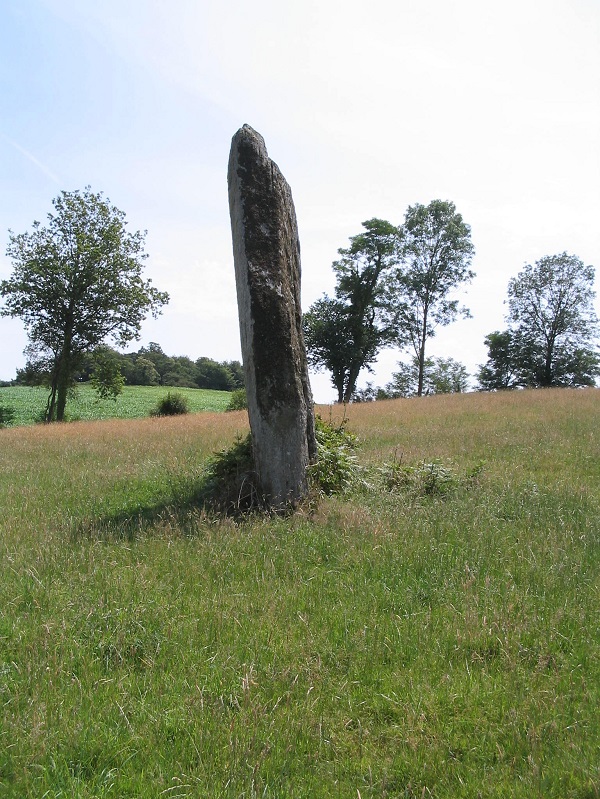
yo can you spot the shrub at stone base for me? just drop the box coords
[198,416,361,515]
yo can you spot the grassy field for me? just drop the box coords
[0,388,598,797]
[0,384,232,426]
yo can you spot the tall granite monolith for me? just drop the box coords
[227,124,316,509]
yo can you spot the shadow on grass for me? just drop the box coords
[71,435,260,541]
[72,491,209,542]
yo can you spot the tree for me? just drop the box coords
[0,188,168,420]
[505,253,598,387]
[476,330,528,390]
[478,254,599,390]
[14,355,52,386]
[222,360,245,390]
[304,297,365,403]
[350,382,381,402]
[195,357,235,391]
[90,346,126,401]
[304,219,398,402]
[385,355,469,398]
[385,200,475,396]
[121,355,161,386]
[115,345,244,390]
[133,342,173,385]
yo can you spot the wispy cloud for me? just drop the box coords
[2,134,62,185]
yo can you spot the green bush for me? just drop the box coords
[309,415,362,495]
[0,404,16,428]
[197,415,363,515]
[150,391,190,417]
[198,433,257,514]
[226,387,248,411]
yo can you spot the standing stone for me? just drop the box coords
[228,124,317,508]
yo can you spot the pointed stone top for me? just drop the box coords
[232,124,267,153]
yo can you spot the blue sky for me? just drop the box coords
[1,0,599,401]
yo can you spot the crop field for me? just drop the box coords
[0,388,598,797]
[0,384,232,426]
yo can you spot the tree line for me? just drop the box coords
[304,204,599,400]
[1,188,598,421]
[14,342,244,393]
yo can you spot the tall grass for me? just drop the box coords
[0,389,598,797]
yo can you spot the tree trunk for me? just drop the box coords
[543,351,553,386]
[417,346,425,397]
[55,354,71,421]
[55,325,73,422]
[542,336,555,387]
[343,362,362,403]
[416,305,429,397]
[45,378,58,423]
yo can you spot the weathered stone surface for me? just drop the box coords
[228,124,316,508]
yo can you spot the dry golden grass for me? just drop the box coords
[337,388,600,480]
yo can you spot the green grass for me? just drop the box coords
[0,388,599,797]
[0,384,232,426]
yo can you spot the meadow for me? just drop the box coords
[0,384,231,426]
[0,388,598,797]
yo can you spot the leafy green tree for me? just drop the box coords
[14,354,52,386]
[505,253,598,387]
[135,343,173,385]
[304,219,398,402]
[1,188,168,420]
[476,330,529,390]
[165,355,199,388]
[221,360,245,390]
[304,297,363,403]
[90,347,125,400]
[427,356,470,395]
[478,254,599,390]
[385,200,475,396]
[117,346,244,390]
[547,345,600,387]
[121,355,161,386]
[195,357,235,391]
[350,382,381,402]
[385,355,469,398]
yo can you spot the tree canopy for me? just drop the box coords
[384,356,469,398]
[304,205,475,402]
[304,219,398,402]
[1,187,169,420]
[385,200,475,396]
[478,253,599,389]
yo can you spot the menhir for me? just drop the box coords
[227,124,316,509]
